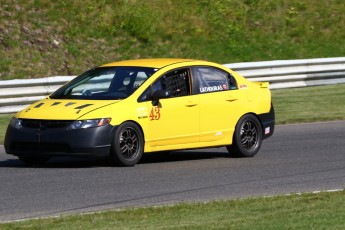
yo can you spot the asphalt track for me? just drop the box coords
[0,121,344,222]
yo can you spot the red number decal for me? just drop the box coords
[150,107,161,120]
[155,107,160,120]
[150,108,155,120]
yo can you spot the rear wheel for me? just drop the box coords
[227,114,262,157]
[110,122,144,166]
[18,155,50,166]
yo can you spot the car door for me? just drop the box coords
[192,67,242,145]
[140,68,200,149]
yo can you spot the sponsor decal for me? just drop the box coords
[150,107,161,120]
[223,84,228,90]
[200,85,223,93]
[137,107,148,119]
[240,84,247,89]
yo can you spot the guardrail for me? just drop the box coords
[1,57,345,114]
[225,57,345,89]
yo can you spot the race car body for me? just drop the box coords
[5,59,274,166]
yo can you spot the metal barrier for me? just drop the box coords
[225,57,345,89]
[0,76,75,114]
[1,57,345,114]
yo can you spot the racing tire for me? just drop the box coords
[18,155,50,166]
[227,114,262,157]
[110,122,144,166]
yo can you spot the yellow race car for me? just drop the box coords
[4,59,274,166]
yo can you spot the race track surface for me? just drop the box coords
[1,121,345,222]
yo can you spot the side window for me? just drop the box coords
[228,74,238,90]
[133,71,151,89]
[138,68,191,102]
[163,69,191,97]
[192,67,237,94]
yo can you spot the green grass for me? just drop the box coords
[1,0,345,79]
[1,190,344,229]
[272,84,345,124]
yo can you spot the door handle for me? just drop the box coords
[226,95,238,102]
[185,100,198,107]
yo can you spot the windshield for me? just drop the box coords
[51,67,156,100]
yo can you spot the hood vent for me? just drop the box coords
[34,103,44,108]
[51,102,61,106]
[75,104,93,109]
[65,102,76,107]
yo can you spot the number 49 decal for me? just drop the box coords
[150,107,161,120]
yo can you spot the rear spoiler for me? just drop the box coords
[254,82,269,88]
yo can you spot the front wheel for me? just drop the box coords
[227,114,262,157]
[110,122,144,166]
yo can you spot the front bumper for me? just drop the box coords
[4,122,117,158]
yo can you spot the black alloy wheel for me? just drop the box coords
[111,122,144,166]
[227,114,263,157]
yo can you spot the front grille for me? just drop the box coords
[11,142,72,153]
[21,119,73,129]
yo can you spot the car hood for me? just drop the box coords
[16,99,119,120]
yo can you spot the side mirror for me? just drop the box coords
[152,90,170,100]
[151,90,170,106]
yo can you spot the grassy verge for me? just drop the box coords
[1,1,345,79]
[272,84,345,124]
[1,84,345,144]
[1,190,344,229]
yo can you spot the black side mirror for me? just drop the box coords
[152,90,170,106]
[152,90,170,100]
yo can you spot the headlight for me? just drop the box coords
[68,118,111,130]
[9,117,22,129]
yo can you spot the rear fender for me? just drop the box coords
[258,103,275,139]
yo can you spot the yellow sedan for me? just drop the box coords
[5,59,275,166]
